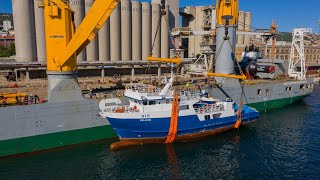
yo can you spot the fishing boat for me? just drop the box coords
[99,77,260,150]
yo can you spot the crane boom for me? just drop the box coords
[41,0,120,72]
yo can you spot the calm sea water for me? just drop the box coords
[0,85,319,179]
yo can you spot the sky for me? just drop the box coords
[1,0,319,32]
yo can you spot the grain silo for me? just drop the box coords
[69,0,86,62]
[98,19,110,62]
[121,0,132,61]
[110,3,121,61]
[85,0,99,61]
[237,11,245,45]
[12,0,37,62]
[167,0,180,49]
[194,6,204,56]
[167,0,179,28]
[132,1,142,61]
[141,2,151,60]
[151,2,161,58]
[34,0,46,62]
[244,12,252,45]
[161,4,169,58]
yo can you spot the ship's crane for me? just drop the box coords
[207,0,245,80]
[40,0,120,72]
[39,0,120,102]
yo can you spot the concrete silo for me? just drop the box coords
[70,0,86,62]
[244,12,252,45]
[151,2,161,58]
[161,4,169,58]
[110,3,121,61]
[34,0,46,62]
[121,0,132,61]
[167,0,179,28]
[237,11,245,45]
[12,0,37,62]
[98,19,110,62]
[132,1,142,61]
[141,2,151,60]
[167,0,180,49]
[185,6,196,57]
[194,6,204,56]
[85,0,99,61]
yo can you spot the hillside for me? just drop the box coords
[277,32,292,42]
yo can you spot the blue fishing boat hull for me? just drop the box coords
[107,106,259,140]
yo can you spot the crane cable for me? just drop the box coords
[226,39,245,76]
[145,5,165,83]
[145,12,162,82]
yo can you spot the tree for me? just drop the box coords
[7,43,15,56]
[0,43,15,57]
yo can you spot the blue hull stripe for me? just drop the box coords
[108,111,259,139]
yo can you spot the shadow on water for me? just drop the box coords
[0,85,319,179]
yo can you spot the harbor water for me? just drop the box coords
[0,85,319,179]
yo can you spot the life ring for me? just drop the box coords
[115,107,125,113]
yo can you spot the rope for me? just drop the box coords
[150,12,162,57]
[227,39,245,76]
[215,40,225,65]
[233,82,246,129]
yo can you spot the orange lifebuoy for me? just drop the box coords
[115,107,125,113]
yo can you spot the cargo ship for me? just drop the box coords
[0,0,314,158]
[206,45,314,112]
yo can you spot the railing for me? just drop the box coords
[179,91,200,100]
[126,84,174,97]
[103,105,139,113]
[194,104,225,114]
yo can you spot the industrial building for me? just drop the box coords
[11,0,180,63]
[10,0,320,81]
[0,35,14,48]
[180,5,252,58]
[2,20,12,32]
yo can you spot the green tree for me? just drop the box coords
[0,43,15,57]
[7,43,15,56]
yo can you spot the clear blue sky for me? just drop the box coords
[1,0,319,32]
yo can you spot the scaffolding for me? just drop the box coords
[288,28,311,80]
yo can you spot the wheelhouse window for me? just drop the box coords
[149,101,156,105]
[179,105,189,110]
[212,113,222,119]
